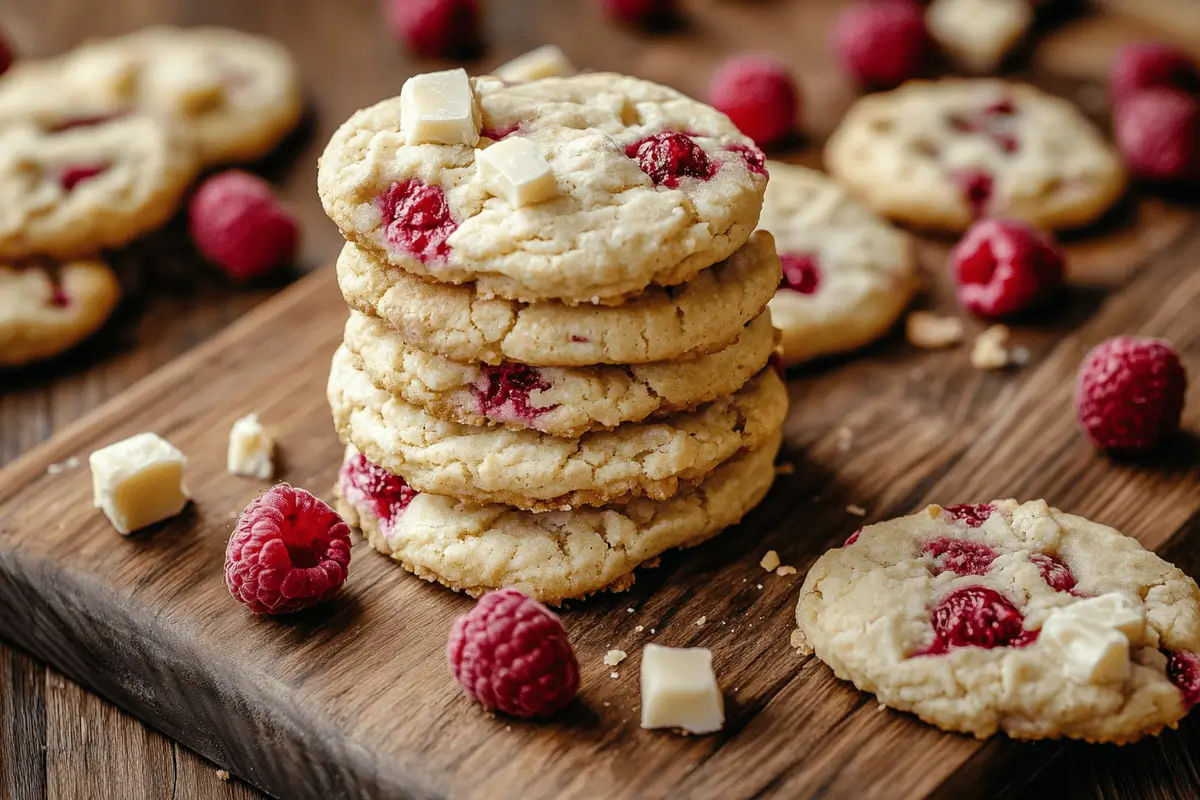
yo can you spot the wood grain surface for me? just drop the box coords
[1,1,1199,798]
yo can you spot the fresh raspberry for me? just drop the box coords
[1114,89,1200,182]
[59,163,109,191]
[923,537,998,576]
[779,253,822,295]
[188,171,298,282]
[474,362,557,423]
[916,586,1037,656]
[726,143,767,176]
[708,56,800,148]
[1109,43,1200,107]
[0,28,13,77]
[626,132,717,188]
[338,452,419,530]
[600,0,676,25]
[447,588,580,718]
[942,503,996,528]
[1030,553,1077,593]
[385,0,480,59]
[1075,336,1187,452]
[953,169,995,220]
[1167,651,1200,709]
[832,0,928,88]
[378,178,457,263]
[225,485,352,615]
[950,219,1066,318]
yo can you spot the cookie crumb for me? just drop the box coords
[1011,346,1031,366]
[790,628,814,655]
[906,311,965,349]
[627,607,635,613]
[46,456,81,475]
[756,584,764,590]
[604,649,628,666]
[216,770,230,782]
[760,550,781,571]
[505,725,512,731]
[836,426,853,452]
[695,616,707,626]
[634,624,644,632]
[971,325,1012,370]
[847,504,867,516]
[610,671,620,679]
[649,628,656,634]
[775,462,796,476]
[776,565,797,577]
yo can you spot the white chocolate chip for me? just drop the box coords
[639,644,724,734]
[89,432,189,535]
[971,324,1012,370]
[494,45,575,83]
[399,68,480,146]
[604,649,627,667]
[477,137,557,207]
[227,413,274,480]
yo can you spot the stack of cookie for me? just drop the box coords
[319,69,787,604]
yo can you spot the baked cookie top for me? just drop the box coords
[758,162,916,365]
[0,116,199,260]
[318,72,768,304]
[336,231,780,367]
[343,309,776,438]
[0,258,120,367]
[825,80,1127,231]
[327,345,788,511]
[797,499,1200,743]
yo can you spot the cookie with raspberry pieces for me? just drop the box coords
[0,258,120,367]
[796,499,1200,743]
[825,80,1127,231]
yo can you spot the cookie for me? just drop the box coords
[327,345,787,511]
[318,72,768,304]
[926,0,1033,74]
[797,499,1200,743]
[0,258,120,367]
[0,27,302,166]
[337,231,779,367]
[0,116,199,260]
[757,162,917,366]
[343,309,776,437]
[335,432,781,603]
[825,80,1127,231]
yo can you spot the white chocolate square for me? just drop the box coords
[399,68,480,147]
[89,432,189,535]
[1055,592,1145,640]
[477,137,557,207]
[926,0,1032,73]
[640,644,724,734]
[494,45,575,83]
[1040,614,1131,685]
[227,413,274,480]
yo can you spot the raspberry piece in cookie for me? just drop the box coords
[0,258,121,367]
[377,179,457,263]
[708,56,799,148]
[923,537,998,576]
[625,131,717,188]
[447,588,580,718]
[1168,651,1200,709]
[832,0,928,88]
[225,484,352,615]
[1075,336,1187,453]
[386,0,480,59]
[1114,89,1200,182]
[950,219,1065,318]
[189,171,299,281]
[473,362,558,424]
[338,451,419,537]
[1109,43,1200,106]
[917,586,1037,655]
[779,253,821,295]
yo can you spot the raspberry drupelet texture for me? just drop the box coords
[1109,43,1200,106]
[923,537,998,576]
[832,0,928,88]
[447,588,580,718]
[339,452,418,531]
[1167,651,1200,709]
[600,0,676,25]
[943,503,997,528]
[950,219,1066,318]
[1075,336,1188,453]
[625,132,717,188]
[189,171,299,282]
[378,178,457,263]
[1030,553,1077,593]
[1114,89,1200,182]
[386,0,480,59]
[474,363,557,423]
[708,56,800,148]
[916,586,1038,656]
[225,485,352,614]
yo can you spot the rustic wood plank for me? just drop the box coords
[0,649,47,800]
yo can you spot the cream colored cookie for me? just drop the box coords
[335,432,781,604]
[0,258,120,367]
[337,231,780,367]
[758,162,917,366]
[926,0,1034,73]
[0,116,199,260]
[825,80,1127,231]
[318,72,767,304]
[327,345,787,511]
[797,500,1200,743]
[343,310,776,437]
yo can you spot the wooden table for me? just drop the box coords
[1,1,1198,797]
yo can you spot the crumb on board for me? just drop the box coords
[627,607,635,613]
[610,671,620,679]
[775,462,795,476]
[846,504,867,516]
[756,584,764,590]
[776,565,797,577]
[46,456,81,475]
[604,649,627,667]
[760,550,781,571]
[906,311,965,349]
[836,426,853,452]
[634,624,644,633]
[215,770,231,782]
[790,628,814,656]
[696,616,707,626]
[971,325,1012,370]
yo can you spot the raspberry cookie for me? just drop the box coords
[327,346,787,511]
[825,80,1127,231]
[336,231,780,367]
[0,116,199,260]
[797,499,1200,743]
[757,162,917,366]
[335,433,781,603]
[318,72,768,304]
[0,258,120,367]
[342,310,776,438]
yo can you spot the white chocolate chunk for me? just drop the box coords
[477,137,557,207]
[1040,615,1131,685]
[1057,592,1146,640]
[227,413,274,480]
[494,45,575,83]
[399,68,480,146]
[926,0,1033,73]
[89,433,189,535]
[640,644,724,734]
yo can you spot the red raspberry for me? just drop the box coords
[1030,553,1077,593]
[225,485,353,615]
[1167,651,1200,709]
[923,537,998,576]
[708,56,800,148]
[625,132,717,188]
[58,163,109,191]
[1114,89,1200,182]
[447,588,580,718]
[474,363,557,423]
[378,178,457,263]
[1109,43,1200,107]
[338,452,419,530]
[1075,336,1187,452]
[189,171,298,282]
[600,0,676,25]
[779,253,822,294]
[943,503,996,527]
[832,0,928,89]
[726,143,767,176]
[0,29,15,77]
[917,586,1037,656]
[950,219,1065,318]
[385,0,480,59]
